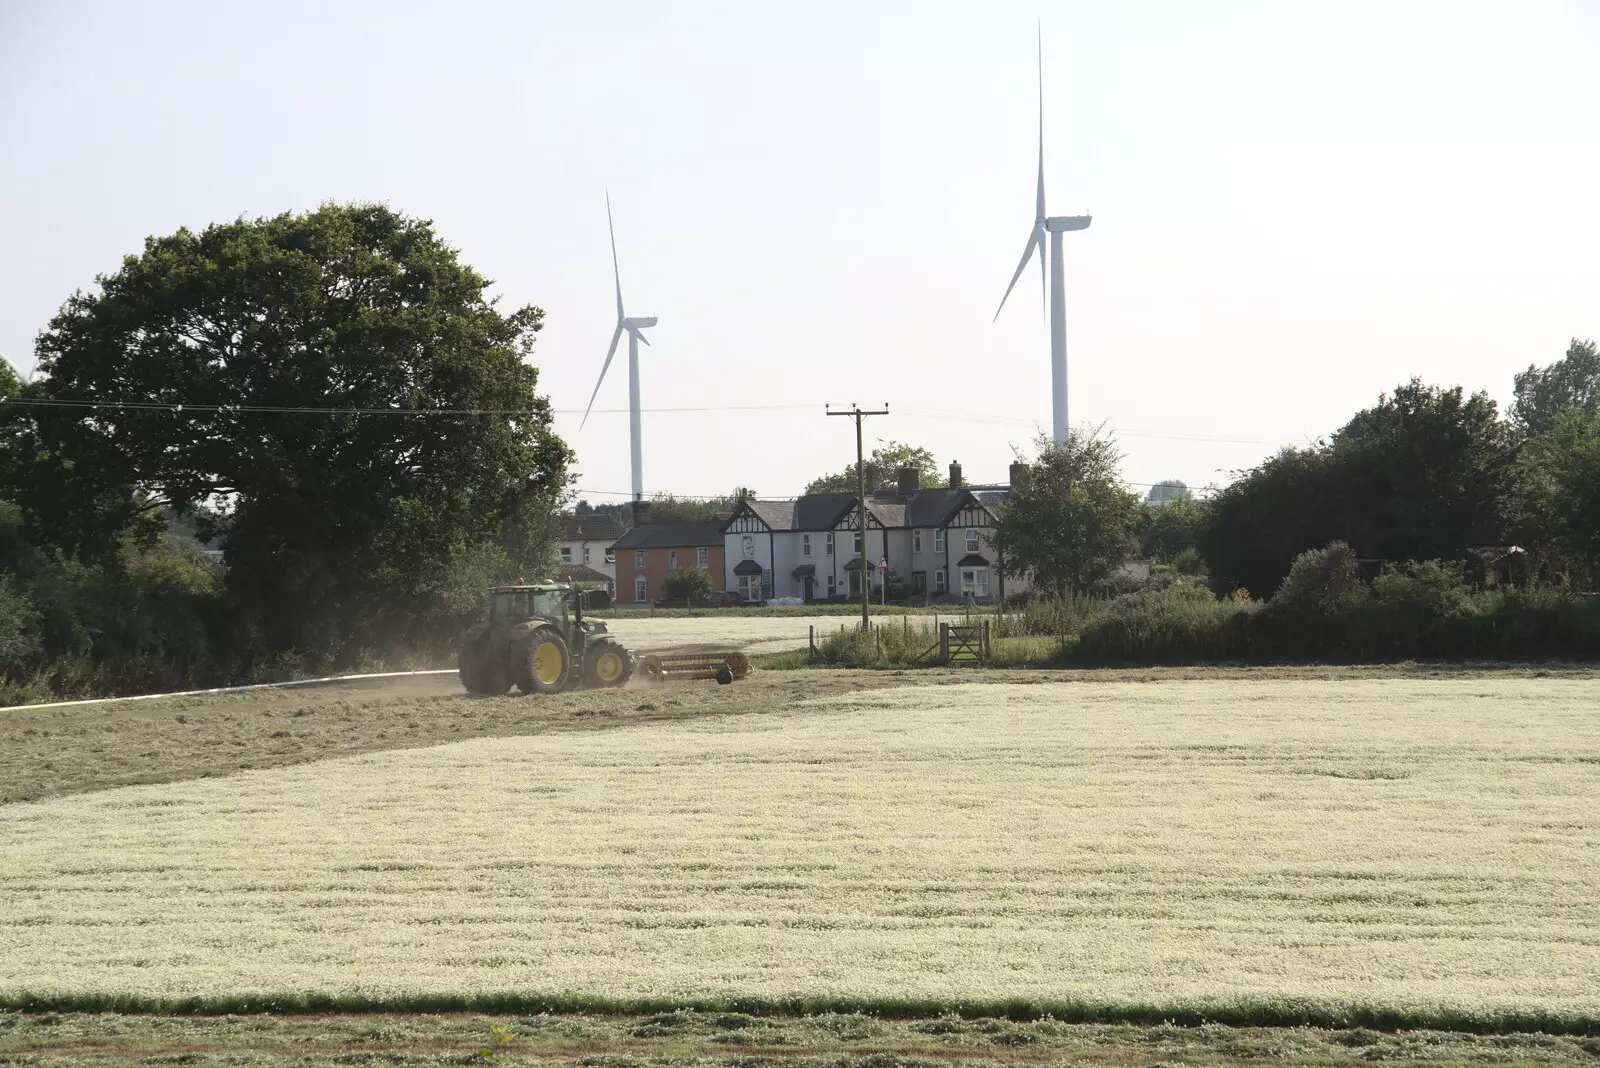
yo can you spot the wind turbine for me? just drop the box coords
[581,191,657,502]
[993,29,1091,447]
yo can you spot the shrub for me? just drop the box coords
[661,568,713,603]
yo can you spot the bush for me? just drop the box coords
[661,568,713,603]
[810,619,942,668]
[1071,581,1247,662]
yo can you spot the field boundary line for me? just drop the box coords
[0,991,1595,1035]
[5,669,458,712]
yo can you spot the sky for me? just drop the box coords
[2,1,1598,503]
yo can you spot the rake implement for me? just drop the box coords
[642,651,751,686]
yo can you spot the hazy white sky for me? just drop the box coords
[3,1,1597,502]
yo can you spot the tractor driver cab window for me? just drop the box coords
[530,589,567,625]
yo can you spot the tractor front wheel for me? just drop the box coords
[516,627,570,694]
[583,638,634,689]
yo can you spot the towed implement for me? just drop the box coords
[457,583,747,696]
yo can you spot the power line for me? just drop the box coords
[0,397,816,417]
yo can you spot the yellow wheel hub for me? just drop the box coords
[594,651,624,683]
[532,642,564,686]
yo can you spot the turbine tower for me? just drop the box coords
[581,191,657,502]
[993,30,1090,446]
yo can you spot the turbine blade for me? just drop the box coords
[1038,223,1047,322]
[581,322,626,430]
[993,228,1039,322]
[607,190,624,321]
[1036,24,1046,223]
[630,325,651,348]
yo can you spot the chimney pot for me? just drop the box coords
[631,500,651,526]
[897,466,920,496]
[948,461,963,487]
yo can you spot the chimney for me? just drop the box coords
[861,462,881,492]
[948,461,963,487]
[631,500,651,526]
[1009,462,1029,489]
[897,466,920,497]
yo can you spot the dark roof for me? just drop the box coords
[732,559,764,575]
[556,563,615,586]
[793,491,858,531]
[561,514,626,541]
[865,499,906,528]
[745,500,796,531]
[612,520,725,549]
[905,487,985,528]
[792,564,815,576]
[957,554,991,568]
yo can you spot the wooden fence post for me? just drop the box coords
[939,622,949,665]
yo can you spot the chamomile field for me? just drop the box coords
[3,675,1598,1033]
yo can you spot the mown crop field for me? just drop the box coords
[601,612,866,655]
[3,676,1598,1030]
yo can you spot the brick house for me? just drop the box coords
[610,510,727,605]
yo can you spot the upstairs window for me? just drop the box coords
[560,546,573,563]
[824,532,834,555]
[802,534,812,556]
[934,530,945,554]
[741,535,755,558]
[697,546,708,569]
[913,530,923,553]
[668,550,678,571]
[634,550,646,570]
[582,546,592,565]
[966,528,980,553]
[852,531,862,555]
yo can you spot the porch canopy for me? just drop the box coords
[732,559,764,576]
[842,558,877,571]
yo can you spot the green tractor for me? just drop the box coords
[457,583,634,695]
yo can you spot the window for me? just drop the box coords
[961,568,988,596]
[934,530,945,554]
[739,574,761,600]
[605,548,615,564]
[934,568,946,592]
[977,569,989,597]
[697,546,708,569]
[966,528,980,553]
[634,550,645,570]
[741,535,755,558]
[913,530,923,553]
[826,573,836,597]
[583,546,591,565]
[802,534,812,556]
[668,550,678,571]
[824,532,834,556]
[560,546,573,563]
[634,576,648,602]
[852,531,862,555]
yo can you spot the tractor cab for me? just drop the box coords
[488,585,571,629]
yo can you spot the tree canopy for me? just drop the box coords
[1511,338,1600,437]
[806,441,944,494]
[995,432,1140,594]
[10,203,571,661]
[1200,379,1515,596]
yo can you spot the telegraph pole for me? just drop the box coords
[827,403,889,631]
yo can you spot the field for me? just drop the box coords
[601,612,885,655]
[4,675,1598,1034]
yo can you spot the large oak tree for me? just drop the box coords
[16,204,571,660]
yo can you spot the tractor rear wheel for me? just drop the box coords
[516,627,570,694]
[458,642,510,695]
[583,638,634,688]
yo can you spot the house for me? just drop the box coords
[721,463,1020,604]
[610,506,727,605]
[557,514,626,588]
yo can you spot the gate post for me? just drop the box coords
[939,622,949,665]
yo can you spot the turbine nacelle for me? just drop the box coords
[1046,216,1092,233]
